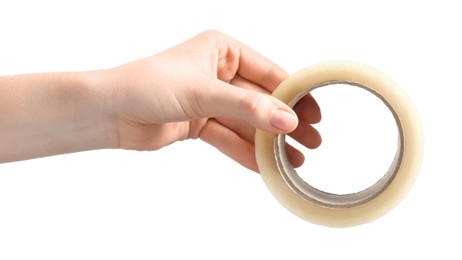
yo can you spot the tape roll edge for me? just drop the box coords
[255,60,423,227]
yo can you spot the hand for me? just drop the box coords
[107,30,321,172]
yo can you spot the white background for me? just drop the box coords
[0,0,460,259]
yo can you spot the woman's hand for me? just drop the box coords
[108,31,321,171]
[0,30,321,172]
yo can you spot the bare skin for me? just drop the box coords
[0,30,321,172]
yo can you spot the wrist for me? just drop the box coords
[78,69,120,150]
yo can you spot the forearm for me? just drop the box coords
[0,71,117,163]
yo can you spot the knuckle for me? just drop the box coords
[240,92,268,118]
[197,29,223,40]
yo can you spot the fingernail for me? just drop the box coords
[270,109,298,132]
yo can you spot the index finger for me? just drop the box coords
[221,34,289,92]
[226,36,321,124]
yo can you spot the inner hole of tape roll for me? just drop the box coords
[275,82,403,208]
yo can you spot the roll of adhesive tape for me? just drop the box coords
[255,61,423,228]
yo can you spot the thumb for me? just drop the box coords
[195,80,298,133]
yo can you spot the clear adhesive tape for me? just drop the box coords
[255,61,423,227]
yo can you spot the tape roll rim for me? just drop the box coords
[255,61,423,227]
[275,82,404,208]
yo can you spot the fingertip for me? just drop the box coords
[294,94,322,124]
[289,124,323,150]
[270,109,298,133]
[285,144,305,168]
[290,152,305,168]
[311,130,322,149]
